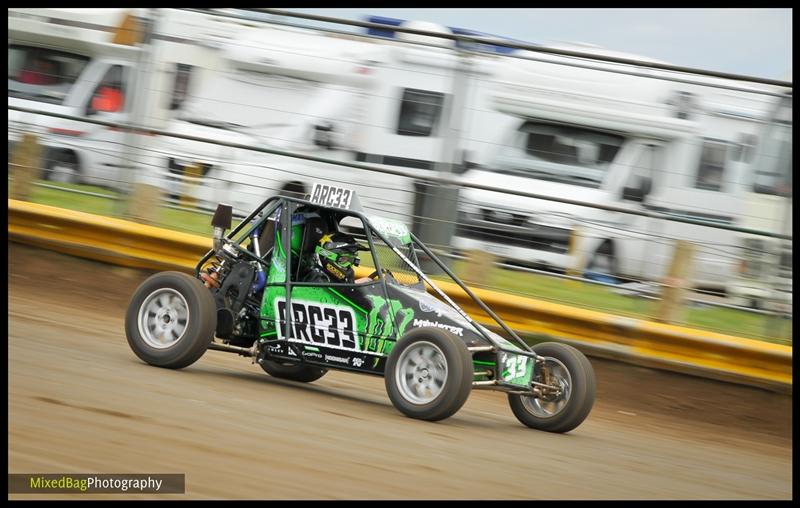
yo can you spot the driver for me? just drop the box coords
[304,232,372,284]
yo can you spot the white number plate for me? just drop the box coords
[499,351,533,387]
[309,183,354,209]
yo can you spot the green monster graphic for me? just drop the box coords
[364,295,415,355]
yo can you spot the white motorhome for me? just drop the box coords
[8,8,258,187]
[451,49,787,291]
[727,92,792,310]
[154,18,512,222]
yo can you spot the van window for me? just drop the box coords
[694,139,728,192]
[8,45,89,105]
[396,88,445,137]
[623,143,662,198]
[88,65,127,114]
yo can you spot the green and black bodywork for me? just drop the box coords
[126,185,595,432]
[195,193,534,385]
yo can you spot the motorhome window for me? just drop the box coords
[752,122,792,197]
[170,63,193,111]
[397,88,445,137]
[89,65,127,114]
[694,139,728,192]
[180,70,316,135]
[733,133,758,163]
[523,124,623,166]
[494,122,623,188]
[8,45,89,105]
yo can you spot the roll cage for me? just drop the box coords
[195,193,545,370]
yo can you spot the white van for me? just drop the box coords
[8,8,254,189]
[727,93,792,310]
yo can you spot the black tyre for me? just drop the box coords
[585,240,618,281]
[125,271,216,369]
[385,327,473,422]
[259,359,327,383]
[44,151,81,184]
[508,342,595,433]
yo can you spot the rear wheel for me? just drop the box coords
[385,328,473,422]
[508,342,595,433]
[125,271,217,369]
[259,359,327,383]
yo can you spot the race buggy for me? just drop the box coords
[125,183,596,432]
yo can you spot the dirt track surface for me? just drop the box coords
[8,244,792,499]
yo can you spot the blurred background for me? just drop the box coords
[8,7,793,343]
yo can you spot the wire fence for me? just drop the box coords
[7,7,793,341]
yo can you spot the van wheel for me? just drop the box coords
[45,152,81,184]
[585,241,618,282]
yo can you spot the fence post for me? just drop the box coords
[180,163,202,208]
[128,182,161,225]
[461,249,497,288]
[117,9,163,224]
[566,226,585,281]
[9,133,41,201]
[656,239,695,324]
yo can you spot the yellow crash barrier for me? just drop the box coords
[8,199,791,392]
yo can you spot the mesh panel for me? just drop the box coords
[367,228,422,287]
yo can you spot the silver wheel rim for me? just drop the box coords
[521,357,572,418]
[395,341,448,405]
[137,288,190,349]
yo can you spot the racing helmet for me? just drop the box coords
[314,232,366,282]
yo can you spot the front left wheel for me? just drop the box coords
[385,327,473,422]
[125,271,217,369]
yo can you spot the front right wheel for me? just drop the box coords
[508,342,595,433]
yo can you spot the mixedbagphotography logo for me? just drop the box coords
[8,474,185,494]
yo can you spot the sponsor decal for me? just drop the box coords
[324,354,350,365]
[325,262,346,280]
[352,357,364,367]
[419,299,443,317]
[369,216,410,241]
[364,295,414,354]
[275,298,359,350]
[412,318,464,337]
[310,183,353,209]
[303,350,324,360]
